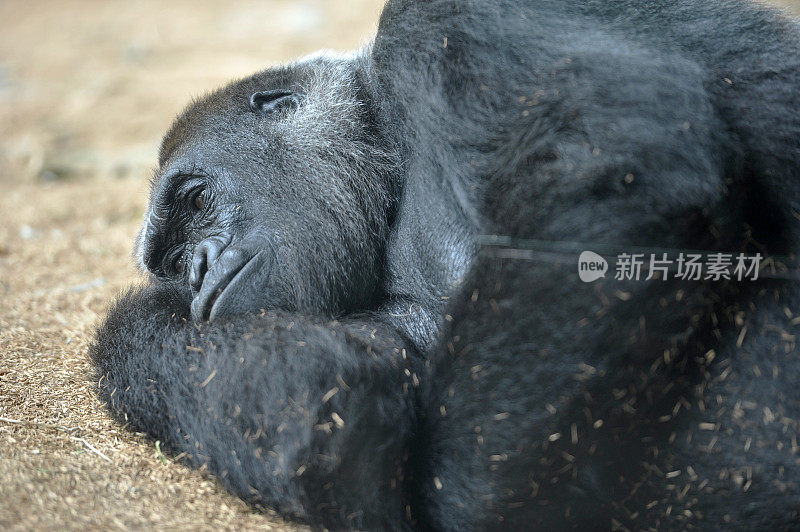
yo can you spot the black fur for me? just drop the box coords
[91,0,800,529]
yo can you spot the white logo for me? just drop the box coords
[578,251,608,282]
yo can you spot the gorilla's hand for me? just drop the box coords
[92,282,420,529]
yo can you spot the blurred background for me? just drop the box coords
[0,0,797,529]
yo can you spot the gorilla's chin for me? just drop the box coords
[190,250,275,322]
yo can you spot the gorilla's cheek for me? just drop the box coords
[189,235,278,322]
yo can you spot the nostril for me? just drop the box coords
[189,233,232,291]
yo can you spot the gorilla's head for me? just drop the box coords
[137,52,398,321]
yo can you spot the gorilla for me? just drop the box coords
[91,0,800,529]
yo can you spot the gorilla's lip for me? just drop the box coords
[193,252,263,321]
[209,252,265,321]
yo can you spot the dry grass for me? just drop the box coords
[1,0,798,529]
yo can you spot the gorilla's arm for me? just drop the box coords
[90,283,418,530]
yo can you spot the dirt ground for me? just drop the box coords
[1,0,799,530]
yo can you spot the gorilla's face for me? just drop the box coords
[137,54,397,321]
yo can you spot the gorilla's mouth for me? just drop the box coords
[191,251,266,321]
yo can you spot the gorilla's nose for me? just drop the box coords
[189,233,233,292]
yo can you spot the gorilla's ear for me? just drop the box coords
[249,90,305,116]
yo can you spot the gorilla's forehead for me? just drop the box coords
[157,67,301,167]
[157,52,362,169]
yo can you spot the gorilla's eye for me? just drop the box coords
[249,90,305,116]
[163,247,185,278]
[189,188,206,211]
